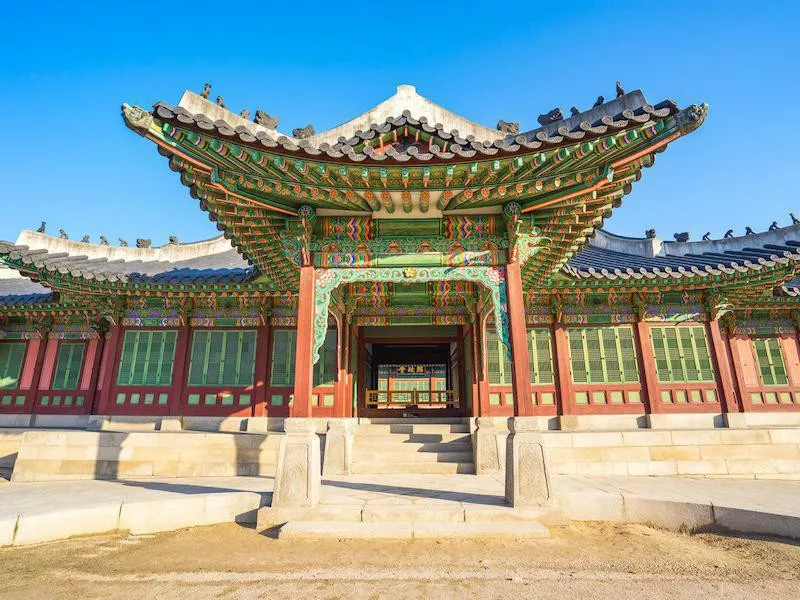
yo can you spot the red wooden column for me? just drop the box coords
[252,323,270,417]
[477,312,492,416]
[83,333,106,413]
[552,324,574,417]
[21,335,49,412]
[333,318,348,418]
[167,325,192,416]
[469,322,482,417]
[727,333,751,410]
[634,320,661,414]
[292,264,316,417]
[95,325,122,414]
[505,260,533,416]
[708,319,741,414]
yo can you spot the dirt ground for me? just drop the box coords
[0,522,798,599]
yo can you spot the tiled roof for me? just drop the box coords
[0,272,54,306]
[564,227,800,282]
[0,237,254,287]
[148,88,687,165]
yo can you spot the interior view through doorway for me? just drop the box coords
[359,326,468,418]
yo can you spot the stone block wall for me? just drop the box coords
[0,430,25,479]
[11,430,282,482]
[541,428,800,478]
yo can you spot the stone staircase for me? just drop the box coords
[350,418,475,475]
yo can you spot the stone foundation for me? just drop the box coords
[11,430,282,482]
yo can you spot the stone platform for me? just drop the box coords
[2,473,799,546]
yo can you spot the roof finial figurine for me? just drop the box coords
[673,232,690,242]
[254,110,279,129]
[496,120,520,135]
[570,106,580,116]
[592,96,605,107]
[537,108,564,126]
[118,237,128,247]
[36,221,46,233]
[200,83,211,99]
[168,235,179,245]
[769,221,780,231]
[80,235,90,243]
[99,235,109,246]
[791,212,800,224]
[645,228,656,239]
[616,81,625,98]
[216,96,226,108]
[745,226,755,235]
[292,124,315,139]
[240,109,250,119]
[58,229,68,240]
[702,232,711,241]
[724,229,734,238]
[136,238,152,249]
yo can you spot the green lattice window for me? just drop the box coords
[485,327,553,386]
[270,330,296,387]
[51,343,85,390]
[116,330,177,387]
[528,328,554,385]
[650,326,714,383]
[568,326,640,384]
[752,338,789,386]
[313,330,337,387]
[188,330,257,387]
[486,328,512,385]
[0,343,25,390]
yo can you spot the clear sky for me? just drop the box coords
[0,1,797,245]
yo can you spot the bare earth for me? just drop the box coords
[1,523,799,599]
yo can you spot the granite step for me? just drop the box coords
[350,461,474,474]
[354,432,472,444]
[357,423,471,434]
[352,451,474,463]
[277,520,550,540]
[352,441,473,453]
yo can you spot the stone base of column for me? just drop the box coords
[272,418,321,508]
[322,418,356,476]
[474,417,503,474]
[505,417,551,507]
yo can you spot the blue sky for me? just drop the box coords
[0,1,797,244]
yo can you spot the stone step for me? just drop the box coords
[350,461,474,475]
[277,520,550,540]
[354,432,472,444]
[352,450,474,463]
[356,423,471,434]
[358,417,470,425]
[353,441,473,453]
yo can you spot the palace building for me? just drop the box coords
[2,82,800,461]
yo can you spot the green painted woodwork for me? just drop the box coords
[650,326,714,383]
[313,330,337,387]
[752,338,789,386]
[568,326,639,384]
[116,331,177,387]
[187,330,257,387]
[0,343,25,390]
[528,328,554,385]
[374,219,443,238]
[270,330,296,387]
[486,328,512,386]
[51,343,85,390]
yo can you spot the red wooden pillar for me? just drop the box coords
[167,325,192,416]
[635,320,661,413]
[334,318,348,418]
[727,333,751,411]
[22,336,49,412]
[252,323,270,417]
[83,334,106,413]
[708,319,740,413]
[292,264,315,417]
[477,312,491,416]
[505,260,533,416]
[469,322,481,417]
[552,324,574,416]
[346,323,356,418]
[95,325,122,414]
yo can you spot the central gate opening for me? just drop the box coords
[360,331,468,418]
